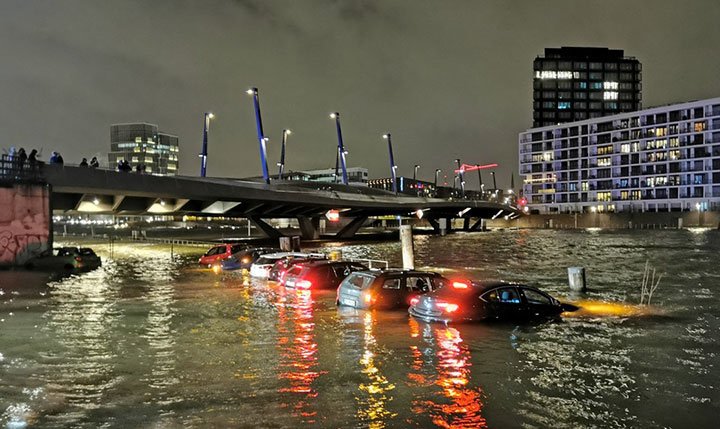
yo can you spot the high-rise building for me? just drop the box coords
[108,122,179,175]
[533,47,642,127]
[519,97,720,214]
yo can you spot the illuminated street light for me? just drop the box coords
[330,112,348,185]
[434,168,441,189]
[277,129,291,180]
[383,133,398,194]
[199,112,214,177]
[247,87,270,184]
[413,164,420,181]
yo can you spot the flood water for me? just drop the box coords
[1,229,718,428]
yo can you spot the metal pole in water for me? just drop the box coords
[400,224,415,270]
[568,267,586,292]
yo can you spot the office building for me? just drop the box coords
[108,122,179,175]
[519,97,720,213]
[533,47,642,127]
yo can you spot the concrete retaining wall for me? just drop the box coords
[487,211,720,230]
[0,184,51,266]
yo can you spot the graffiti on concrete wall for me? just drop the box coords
[0,185,50,265]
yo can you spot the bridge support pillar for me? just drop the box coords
[297,216,320,240]
[336,216,368,239]
[469,218,486,231]
[249,216,284,239]
[0,184,51,267]
[427,218,440,234]
[462,217,470,231]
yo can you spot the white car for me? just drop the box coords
[249,252,324,279]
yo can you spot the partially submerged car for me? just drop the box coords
[249,252,325,279]
[218,247,279,271]
[336,269,448,310]
[25,247,102,272]
[199,243,246,267]
[283,260,368,290]
[409,280,575,323]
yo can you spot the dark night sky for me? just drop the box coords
[1,0,719,189]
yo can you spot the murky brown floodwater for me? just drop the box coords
[1,229,718,428]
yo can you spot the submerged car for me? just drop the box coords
[199,243,246,267]
[25,247,102,272]
[336,269,448,310]
[283,260,368,290]
[268,255,328,281]
[409,280,574,323]
[249,252,325,279]
[218,247,279,271]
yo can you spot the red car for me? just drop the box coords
[199,243,246,267]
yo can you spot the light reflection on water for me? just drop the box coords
[0,230,718,427]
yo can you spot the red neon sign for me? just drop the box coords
[453,163,498,174]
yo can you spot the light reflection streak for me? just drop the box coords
[276,288,323,423]
[356,312,396,428]
[410,322,487,429]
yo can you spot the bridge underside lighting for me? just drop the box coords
[326,209,340,222]
[491,210,504,220]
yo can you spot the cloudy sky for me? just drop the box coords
[1,0,719,188]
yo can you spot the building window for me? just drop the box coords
[694,121,707,132]
[558,102,571,109]
[598,157,611,166]
[603,91,618,100]
[590,82,603,90]
[598,192,611,201]
[620,143,631,153]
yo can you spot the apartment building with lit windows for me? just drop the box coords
[108,122,179,175]
[533,47,642,127]
[519,97,720,214]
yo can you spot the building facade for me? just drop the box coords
[533,47,642,127]
[520,97,720,214]
[108,123,179,175]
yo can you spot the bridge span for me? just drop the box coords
[44,165,521,239]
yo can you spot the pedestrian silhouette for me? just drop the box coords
[79,157,89,167]
[28,149,38,167]
[90,156,99,168]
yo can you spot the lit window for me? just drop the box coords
[598,157,611,166]
[694,121,706,132]
[590,82,603,90]
[603,81,619,90]
[135,137,142,143]
[603,91,618,100]
[620,143,630,153]
[558,102,571,109]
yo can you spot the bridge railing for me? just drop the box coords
[0,155,45,184]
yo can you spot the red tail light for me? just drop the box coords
[436,302,459,313]
[410,297,419,306]
[452,281,469,289]
[296,279,312,289]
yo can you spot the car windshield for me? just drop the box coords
[204,246,223,256]
[344,272,375,289]
[79,248,96,256]
[286,265,304,277]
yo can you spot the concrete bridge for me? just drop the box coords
[44,165,521,239]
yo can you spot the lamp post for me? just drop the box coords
[434,168,441,188]
[247,87,270,184]
[455,158,465,197]
[413,164,420,181]
[382,133,398,194]
[277,129,291,180]
[476,164,483,199]
[199,112,214,177]
[330,112,348,185]
[491,170,497,190]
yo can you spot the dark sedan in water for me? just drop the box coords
[409,280,574,323]
[283,260,367,290]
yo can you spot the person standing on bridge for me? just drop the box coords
[89,157,99,168]
[28,149,38,167]
[17,148,27,170]
[79,157,89,167]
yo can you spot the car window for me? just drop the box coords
[255,257,274,265]
[430,277,448,290]
[79,248,96,256]
[382,278,401,290]
[231,245,244,254]
[523,288,552,305]
[483,287,521,304]
[287,265,304,277]
[406,276,431,292]
[345,273,375,289]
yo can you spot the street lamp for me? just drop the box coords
[383,133,398,194]
[434,168,441,188]
[475,164,483,199]
[330,112,349,185]
[491,170,497,191]
[277,129,291,180]
[455,158,465,197]
[199,112,214,177]
[413,164,420,181]
[247,87,270,184]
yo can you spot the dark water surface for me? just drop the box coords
[1,229,718,428]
